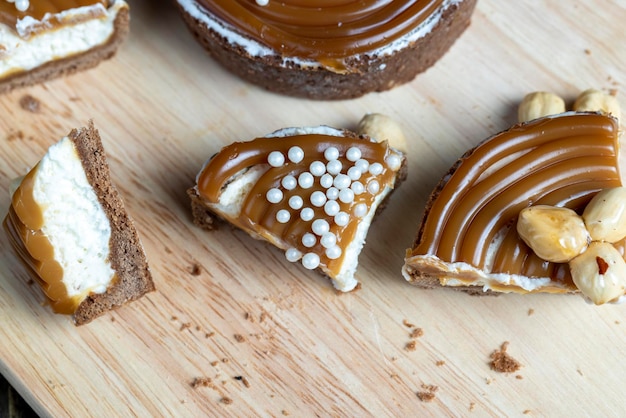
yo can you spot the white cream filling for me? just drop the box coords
[176,0,462,69]
[0,1,127,78]
[32,136,114,298]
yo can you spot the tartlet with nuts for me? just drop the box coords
[188,114,407,292]
[403,90,626,304]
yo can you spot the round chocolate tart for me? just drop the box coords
[175,0,477,100]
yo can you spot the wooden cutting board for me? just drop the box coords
[1,1,626,416]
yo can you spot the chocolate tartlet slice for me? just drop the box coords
[4,122,155,325]
[402,111,623,297]
[189,121,406,291]
[175,0,477,100]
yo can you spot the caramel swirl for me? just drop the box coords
[0,0,106,25]
[196,0,445,69]
[409,112,622,286]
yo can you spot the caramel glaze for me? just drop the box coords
[409,112,623,288]
[197,133,399,277]
[0,0,106,27]
[198,0,444,71]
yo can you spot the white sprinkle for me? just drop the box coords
[256,0,269,5]
[320,173,334,188]
[338,189,355,204]
[310,191,327,207]
[351,181,365,195]
[326,187,339,200]
[300,207,314,221]
[288,146,305,163]
[320,232,337,248]
[298,172,314,188]
[324,147,340,161]
[276,209,291,223]
[289,195,304,210]
[354,203,368,218]
[285,248,302,262]
[369,162,383,175]
[309,161,326,176]
[312,219,330,236]
[334,212,350,227]
[385,154,402,171]
[346,147,362,162]
[266,188,283,203]
[367,180,380,194]
[347,166,362,181]
[325,246,342,260]
[267,151,285,167]
[333,174,351,190]
[324,200,340,216]
[326,160,342,175]
[355,159,370,173]
[281,175,297,190]
[10,0,29,12]
[302,253,321,270]
[302,233,317,248]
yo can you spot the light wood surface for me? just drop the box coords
[1,1,626,416]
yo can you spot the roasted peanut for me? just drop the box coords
[517,205,590,263]
[573,89,621,120]
[569,241,626,305]
[583,187,626,243]
[517,92,566,123]
[357,113,407,151]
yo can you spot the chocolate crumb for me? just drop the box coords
[405,341,417,351]
[171,315,178,321]
[584,48,591,55]
[19,94,41,113]
[410,328,424,339]
[189,263,202,276]
[490,342,522,373]
[206,331,215,338]
[26,279,35,286]
[180,322,191,331]
[436,360,446,367]
[220,397,233,405]
[191,377,212,388]
[281,410,290,416]
[234,376,250,388]
[416,384,438,402]
[222,358,229,363]
[234,334,246,343]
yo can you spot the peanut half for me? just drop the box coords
[518,92,566,123]
[583,187,626,243]
[573,89,621,121]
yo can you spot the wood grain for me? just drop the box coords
[1,0,626,416]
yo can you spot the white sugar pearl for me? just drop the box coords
[355,159,370,173]
[326,159,342,175]
[266,188,283,203]
[302,253,321,270]
[288,146,304,163]
[312,219,330,236]
[320,232,337,248]
[346,147,362,162]
[324,147,340,161]
[256,0,269,6]
[324,200,340,216]
[334,211,350,227]
[333,173,351,190]
[267,151,285,167]
[367,180,380,194]
[276,209,291,223]
[326,187,339,200]
[320,173,334,188]
[369,162,383,175]
[302,232,317,247]
[325,245,342,260]
[300,207,314,221]
[354,203,368,217]
[351,181,365,195]
[298,172,314,189]
[289,195,303,210]
[285,248,302,262]
[281,175,297,190]
[310,191,327,207]
[338,188,355,204]
[309,160,326,176]
[385,154,402,171]
[347,166,362,181]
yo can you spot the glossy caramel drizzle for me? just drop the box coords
[410,113,622,284]
[197,0,444,68]
[0,0,106,26]
[197,133,400,276]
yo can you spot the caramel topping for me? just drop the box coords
[196,131,402,278]
[197,0,445,71]
[0,0,106,28]
[409,113,622,287]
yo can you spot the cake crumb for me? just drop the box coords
[469,402,476,411]
[234,376,250,388]
[19,94,41,113]
[436,360,446,367]
[516,374,524,380]
[405,341,417,351]
[410,328,424,339]
[490,342,522,373]
[527,308,534,316]
[234,334,246,343]
[402,319,415,328]
[281,410,290,416]
[180,322,191,331]
[523,410,532,415]
[220,397,233,405]
[189,263,202,276]
[206,331,215,338]
[211,361,219,367]
[190,377,212,388]
[584,48,591,55]
[416,384,438,402]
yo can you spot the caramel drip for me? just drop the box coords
[411,113,621,282]
[196,0,444,70]
[197,133,399,276]
[0,0,106,27]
